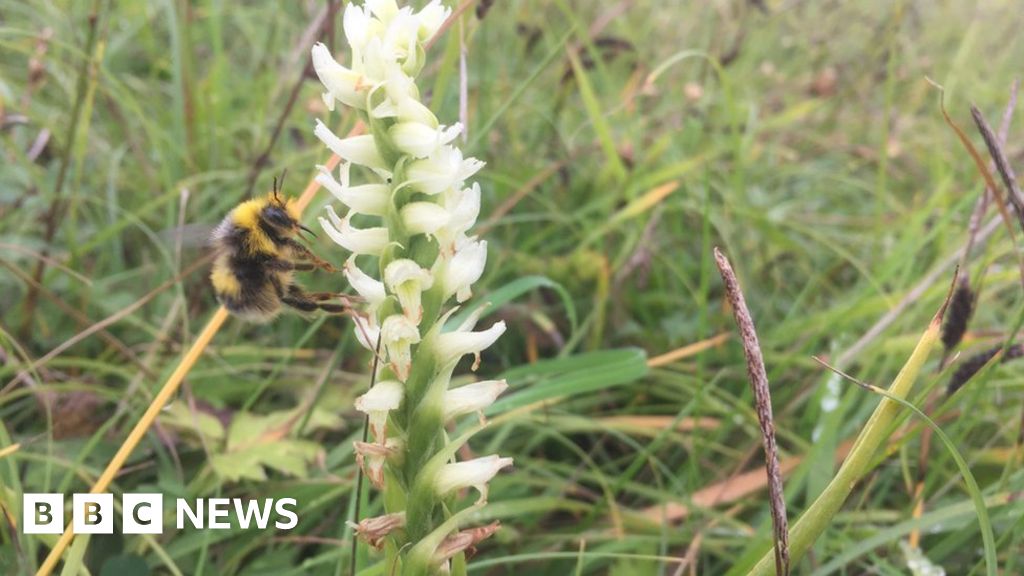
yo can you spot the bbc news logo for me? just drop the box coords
[23,494,298,534]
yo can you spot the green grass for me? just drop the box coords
[3,0,1024,574]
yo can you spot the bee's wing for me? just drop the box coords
[156,223,220,250]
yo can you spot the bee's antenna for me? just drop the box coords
[272,175,279,200]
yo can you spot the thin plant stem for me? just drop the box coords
[35,307,229,576]
[714,248,789,576]
[747,274,955,576]
[21,0,106,337]
[350,333,384,576]
[814,357,997,576]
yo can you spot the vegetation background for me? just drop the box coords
[2,0,1023,574]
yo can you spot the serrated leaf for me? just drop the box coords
[210,450,269,483]
[158,402,225,441]
[226,408,343,451]
[210,439,321,482]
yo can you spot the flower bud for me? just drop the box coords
[434,455,513,504]
[319,205,389,256]
[384,259,433,324]
[401,201,450,236]
[382,314,421,381]
[390,122,461,159]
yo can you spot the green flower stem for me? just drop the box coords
[405,504,483,576]
[748,314,942,575]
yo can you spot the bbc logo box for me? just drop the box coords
[23,493,163,535]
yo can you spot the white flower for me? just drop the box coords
[344,257,386,305]
[444,380,508,422]
[370,70,428,122]
[316,163,390,216]
[434,318,505,370]
[314,120,387,171]
[406,145,485,195]
[384,259,433,324]
[441,238,487,302]
[416,0,450,41]
[382,314,421,381]
[400,201,450,236]
[434,455,513,503]
[353,315,381,352]
[366,0,400,22]
[395,89,437,125]
[354,380,403,442]
[357,37,395,83]
[382,9,421,73]
[311,43,370,110]
[319,205,389,256]
[443,183,481,238]
[343,3,381,56]
[390,122,461,158]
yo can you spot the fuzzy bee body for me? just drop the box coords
[210,192,347,323]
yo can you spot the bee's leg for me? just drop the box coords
[304,291,360,304]
[267,259,316,272]
[285,239,336,272]
[282,285,353,315]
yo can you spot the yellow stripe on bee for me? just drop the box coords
[232,199,276,255]
[210,265,242,297]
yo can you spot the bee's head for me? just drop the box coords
[260,171,314,238]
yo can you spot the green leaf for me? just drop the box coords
[488,348,648,414]
[210,439,320,483]
[100,555,150,576]
[449,275,577,334]
[226,409,343,451]
[207,408,338,482]
[159,402,225,442]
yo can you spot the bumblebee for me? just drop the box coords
[210,177,350,322]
